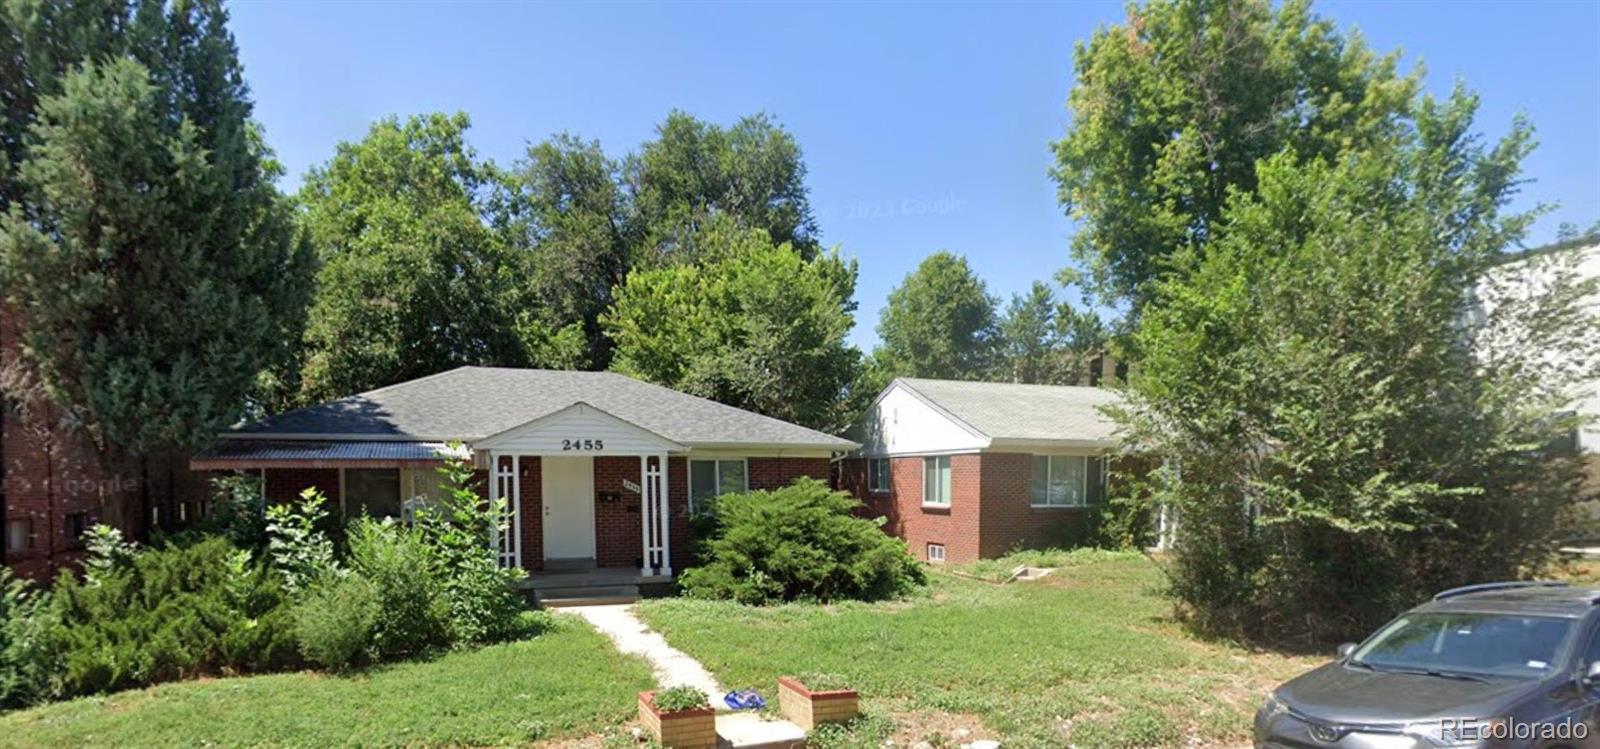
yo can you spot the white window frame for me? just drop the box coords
[926,543,946,563]
[922,456,952,507]
[867,458,890,494]
[688,458,749,512]
[1031,454,1089,508]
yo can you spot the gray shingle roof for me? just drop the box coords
[896,378,1121,444]
[228,367,856,450]
[195,440,449,463]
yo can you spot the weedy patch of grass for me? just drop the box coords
[637,551,1317,749]
[954,546,1135,582]
[0,616,654,749]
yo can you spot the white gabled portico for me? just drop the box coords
[472,402,687,576]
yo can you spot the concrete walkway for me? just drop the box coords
[565,603,724,701]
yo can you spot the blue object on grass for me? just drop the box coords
[723,689,766,710]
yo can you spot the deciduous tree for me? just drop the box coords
[1114,89,1595,642]
[873,252,998,381]
[1052,0,1419,310]
[294,113,583,403]
[604,222,860,431]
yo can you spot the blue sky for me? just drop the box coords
[228,0,1600,351]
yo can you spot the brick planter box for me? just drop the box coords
[638,691,716,749]
[777,676,859,730]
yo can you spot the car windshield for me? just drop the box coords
[1351,612,1573,679]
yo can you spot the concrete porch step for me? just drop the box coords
[536,584,640,607]
[714,712,806,749]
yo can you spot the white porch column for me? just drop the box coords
[510,454,522,570]
[659,452,671,576]
[639,455,651,575]
[487,451,501,561]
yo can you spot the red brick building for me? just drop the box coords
[838,378,1118,565]
[1,310,203,580]
[190,367,853,598]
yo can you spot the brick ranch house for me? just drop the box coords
[838,378,1120,565]
[189,366,856,598]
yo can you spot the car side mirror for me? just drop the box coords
[1336,643,1357,659]
[1585,661,1600,686]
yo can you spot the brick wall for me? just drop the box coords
[593,456,641,569]
[841,454,982,564]
[977,453,1094,558]
[748,457,830,490]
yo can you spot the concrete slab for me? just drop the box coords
[714,712,807,749]
[563,603,723,702]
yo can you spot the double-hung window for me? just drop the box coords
[867,458,890,493]
[689,459,748,512]
[922,456,952,506]
[1031,455,1088,507]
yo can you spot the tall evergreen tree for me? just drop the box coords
[0,0,312,453]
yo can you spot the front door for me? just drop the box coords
[541,456,596,561]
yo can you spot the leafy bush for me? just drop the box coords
[49,534,297,696]
[345,518,450,659]
[266,488,338,594]
[293,573,380,670]
[651,685,708,712]
[0,568,56,708]
[416,450,531,644]
[679,479,924,604]
[207,473,270,549]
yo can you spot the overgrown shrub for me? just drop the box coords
[49,534,297,696]
[266,488,338,594]
[207,473,270,549]
[0,568,55,708]
[293,573,380,670]
[416,450,531,644]
[345,518,450,659]
[679,479,924,604]
[1117,145,1599,643]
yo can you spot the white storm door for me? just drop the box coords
[541,456,596,560]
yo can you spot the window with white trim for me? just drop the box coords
[922,456,952,506]
[867,458,890,493]
[689,459,748,511]
[926,543,946,563]
[1031,455,1088,506]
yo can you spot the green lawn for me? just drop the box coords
[0,615,654,749]
[636,550,1318,749]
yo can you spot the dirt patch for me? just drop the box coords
[882,708,993,746]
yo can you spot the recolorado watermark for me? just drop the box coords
[1444,717,1589,742]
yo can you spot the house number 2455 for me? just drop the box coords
[561,439,604,451]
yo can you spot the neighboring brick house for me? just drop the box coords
[191,367,854,591]
[1,308,204,581]
[839,378,1119,565]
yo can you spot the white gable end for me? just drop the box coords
[853,382,989,457]
[472,402,686,455]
